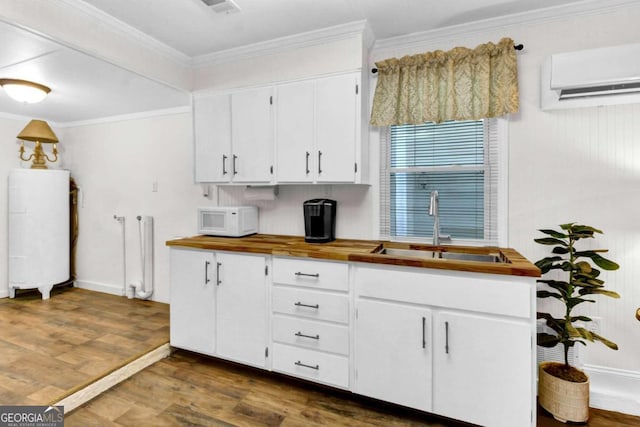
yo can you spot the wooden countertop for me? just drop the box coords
[166,234,540,278]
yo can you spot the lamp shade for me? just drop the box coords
[0,79,51,103]
[17,120,58,144]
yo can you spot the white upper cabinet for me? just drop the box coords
[275,80,315,183]
[315,73,360,183]
[231,87,274,183]
[194,71,366,184]
[194,94,231,183]
[275,73,363,184]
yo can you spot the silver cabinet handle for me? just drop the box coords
[295,272,319,278]
[318,150,322,174]
[445,321,449,354]
[295,331,320,340]
[222,154,228,175]
[205,261,210,284]
[232,154,238,175]
[422,316,426,349]
[216,262,222,286]
[295,360,319,370]
[305,151,310,174]
[294,301,319,309]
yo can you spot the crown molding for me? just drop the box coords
[373,0,640,54]
[57,106,192,128]
[191,20,369,67]
[59,0,191,67]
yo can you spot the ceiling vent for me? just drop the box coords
[541,42,640,110]
[201,0,241,14]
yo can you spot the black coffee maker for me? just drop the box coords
[303,199,337,243]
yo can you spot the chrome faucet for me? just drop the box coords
[429,190,451,246]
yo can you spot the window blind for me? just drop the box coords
[380,119,501,244]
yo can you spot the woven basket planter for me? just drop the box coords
[538,362,590,423]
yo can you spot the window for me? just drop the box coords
[380,118,505,245]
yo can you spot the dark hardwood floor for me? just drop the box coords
[0,285,169,405]
[68,349,640,427]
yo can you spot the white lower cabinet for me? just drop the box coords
[432,311,532,427]
[354,264,535,427]
[170,248,216,355]
[170,250,535,426]
[170,248,268,368]
[216,252,268,369]
[355,299,432,412]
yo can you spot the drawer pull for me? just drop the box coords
[422,316,426,349]
[294,301,320,309]
[295,360,319,370]
[295,272,320,278]
[295,331,320,340]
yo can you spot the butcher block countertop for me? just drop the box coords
[166,234,540,278]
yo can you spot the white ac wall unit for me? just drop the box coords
[541,42,640,110]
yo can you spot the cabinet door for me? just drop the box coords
[315,74,359,183]
[355,299,432,412]
[275,80,315,183]
[194,94,232,183]
[433,311,532,427]
[231,87,273,183]
[216,252,268,368]
[169,249,216,355]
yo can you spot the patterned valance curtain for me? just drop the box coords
[370,37,519,125]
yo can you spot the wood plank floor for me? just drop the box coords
[0,286,169,406]
[68,349,640,427]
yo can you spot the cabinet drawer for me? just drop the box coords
[272,257,348,291]
[272,314,349,355]
[272,287,349,324]
[272,343,349,389]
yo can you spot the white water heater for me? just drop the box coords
[9,169,70,299]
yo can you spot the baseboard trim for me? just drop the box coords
[74,280,125,296]
[53,343,171,413]
[583,364,640,416]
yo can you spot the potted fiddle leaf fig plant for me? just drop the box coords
[535,223,620,423]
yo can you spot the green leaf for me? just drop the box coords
[576,261,592,273]
[590,253,620,271]
[535,237,568,246]
[538,229,569,239]
[578,288,621,298]
[576,327,595,341]
[552,246,570,255]
[566,322,581,338]
[559,223,575,231]
[592,332,619,350]
[571,316,592,322]
[575,251,620,270]
[567,297,595,309]
[537,333,560,348]
[572,224,603,235]
[537,290,564,300]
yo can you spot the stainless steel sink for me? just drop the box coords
[377,248,440,259]
[376,247,503,263]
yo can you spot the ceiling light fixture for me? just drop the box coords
[0,78,51,103]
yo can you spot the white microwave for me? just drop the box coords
[197,206,258,237]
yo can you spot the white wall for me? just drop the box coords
[59,112,201,304]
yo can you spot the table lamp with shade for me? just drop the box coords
[16,119,59,169]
